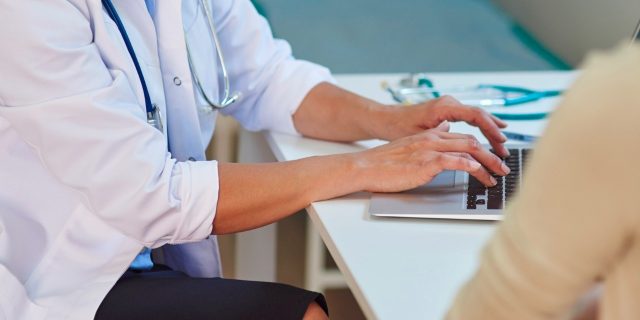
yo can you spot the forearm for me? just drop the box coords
[291,82,507,153]
[292,82,393,142]
[213,154,360,234]
[214,124,510,234]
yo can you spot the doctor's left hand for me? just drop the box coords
[373,95,509,157]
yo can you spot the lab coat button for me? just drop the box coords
[188,157,196,161]
[173,76,182,86]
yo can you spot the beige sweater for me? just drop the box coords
[447,45,640,320]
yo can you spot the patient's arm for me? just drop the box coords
[447,45,640,320]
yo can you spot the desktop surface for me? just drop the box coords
[264,71,578,319]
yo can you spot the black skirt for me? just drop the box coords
[94,265,328,320]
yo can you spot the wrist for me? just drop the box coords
[361,103,399,141]
[305,153,366,202]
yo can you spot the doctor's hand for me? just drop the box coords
[372,95,509,158]
[294,83,508,156]
[350,123,510,192]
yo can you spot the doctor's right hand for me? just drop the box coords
[349,123,510,193]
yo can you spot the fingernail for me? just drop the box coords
[504,149,511,157]
[490,176,497,186]
[501,163,510,174]
[500,133,508,141]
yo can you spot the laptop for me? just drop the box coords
[369,145,531,220]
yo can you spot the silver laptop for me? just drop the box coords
[369,145,532,220]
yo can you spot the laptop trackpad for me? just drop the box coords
[369,170,465,216]
[425,170,456,188]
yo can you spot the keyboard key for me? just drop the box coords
[487,196,503,209]
[467,176,486,196]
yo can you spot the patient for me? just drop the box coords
[447,44,640,320]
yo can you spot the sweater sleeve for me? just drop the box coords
[447,45,640,320]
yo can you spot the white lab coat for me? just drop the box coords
[0,0,332,319]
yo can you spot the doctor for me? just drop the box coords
[0,0,509,319]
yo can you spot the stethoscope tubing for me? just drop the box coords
[102,0,155,118]
[386,76,563,120]
[191,0,239,109]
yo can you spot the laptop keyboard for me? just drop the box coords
[466,148,531,210]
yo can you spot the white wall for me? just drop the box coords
[494,0,640,66]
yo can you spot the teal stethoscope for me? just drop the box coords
[383,73,563,120]
[102,0,240,132]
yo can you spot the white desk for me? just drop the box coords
[264,71,578,319]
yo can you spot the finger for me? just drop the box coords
[434,120,450,132]
[489,114,508,128]
[434,131,475,140]
[445,152,498,187]
[435,131,510,159]
[430,153,497,187]
[449,106,506,142]
[444,105,509,157]
[430,138,510,176]
[488,137,509,159]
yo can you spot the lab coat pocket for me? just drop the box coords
[0,264,47,320]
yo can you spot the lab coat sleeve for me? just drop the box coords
[446,46,640,319]
[210,0,335,135]
[0,0,217,248]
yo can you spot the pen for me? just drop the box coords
[502,131,538,142]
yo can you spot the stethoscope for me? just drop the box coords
[102,0,240,132]
[185,0,241,110]
[383,73,563,120]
